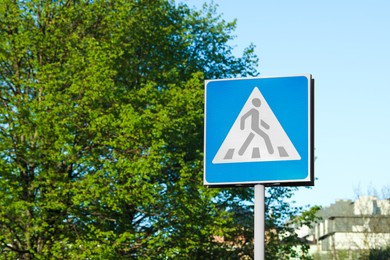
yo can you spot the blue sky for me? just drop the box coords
[186,0,390,207]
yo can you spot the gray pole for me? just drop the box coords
[254,184,265,260]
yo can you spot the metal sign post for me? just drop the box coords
[254,184,265,260]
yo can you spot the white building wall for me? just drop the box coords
[334,232,390,250]
[377,200,390,215]
[319,222,324,238]
[324,219,328,234]
[354,196,376,215]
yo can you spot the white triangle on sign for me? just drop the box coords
[213,87,301,164]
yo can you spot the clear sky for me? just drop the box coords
[186,0,390,207]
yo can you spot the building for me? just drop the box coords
[299,196,390,259]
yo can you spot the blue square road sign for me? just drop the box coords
[204,75,314,187]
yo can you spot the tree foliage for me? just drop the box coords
[265,187,320,260]
[0,0,313,259]
[0,0,257,258]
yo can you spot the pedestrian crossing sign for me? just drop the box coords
[204,75,314,187]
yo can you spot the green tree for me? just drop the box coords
[0,0,257,258]
[370,247,390,260]
[0,0,313,259]
[265,187,320,260]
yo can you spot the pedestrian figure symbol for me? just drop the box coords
[212,87,301,164]
[239,98,274,156]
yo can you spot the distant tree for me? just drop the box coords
[265,187,320,260]
[0,0,257,258]
[0,0,314,259]
[369,246,390,260]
